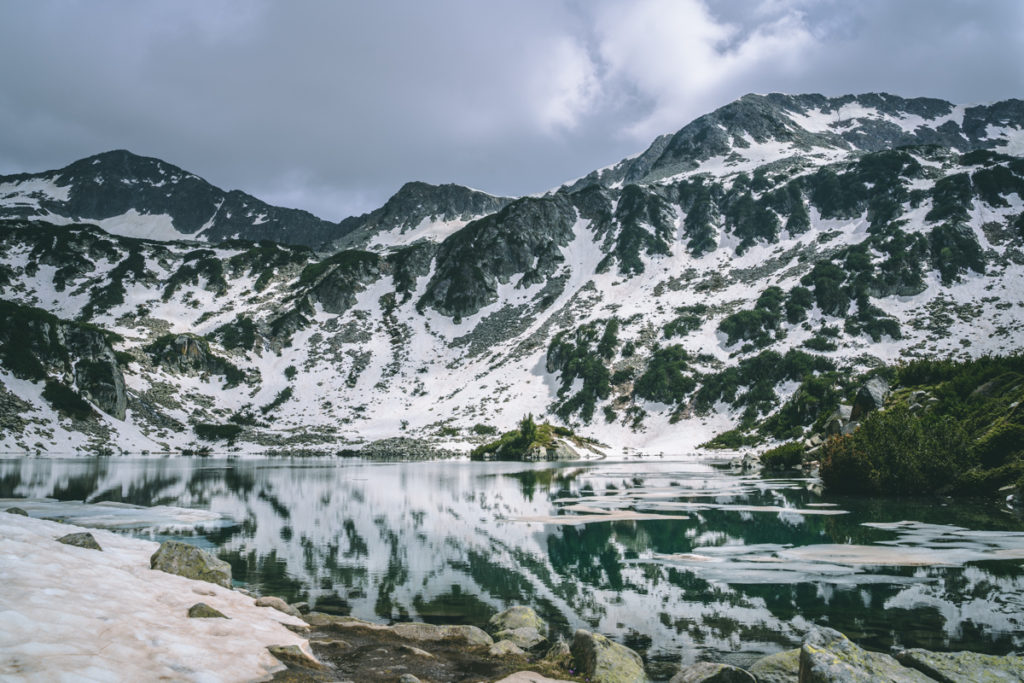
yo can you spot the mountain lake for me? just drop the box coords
[2,455,1024,675]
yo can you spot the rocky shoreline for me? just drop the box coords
[4,505,1024,682]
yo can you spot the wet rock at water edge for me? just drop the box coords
[748,648,799,683]
[488,605,548,635]
[188,602,227,619]
[570,629,646,683]
[5,507,28,516]
[895,648,1024,682]
[670,661,756,682]
[57,532,103,551]
[150,540,232,588]
[266,644,324,670]
[799,627,933,682]
[255,595,303,618]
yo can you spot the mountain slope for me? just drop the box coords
[1,92,1023,455]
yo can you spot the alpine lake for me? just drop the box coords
[3,454,1024,677]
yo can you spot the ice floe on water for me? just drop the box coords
[0,497,231,532]
[646,520,1024,585]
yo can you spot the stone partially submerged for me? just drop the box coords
[150,540,232,588]
[488,605,548,635]
[570,629,646,683]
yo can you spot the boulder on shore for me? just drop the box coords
[799,627,933,682]
[895,648,1024,682]
[670,661,755,682]
[570,629,646,683]
[748,648,799,682]
[494,626,546,650]
[5,506,28,516]
[255,595,302,618]
[57,532,103,551]
[187,602,227,619]
[488,605,548,635]
[150,540,232,588]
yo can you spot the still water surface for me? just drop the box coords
[2,455,1024,670]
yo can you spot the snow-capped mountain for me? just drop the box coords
[1,92,1023,455]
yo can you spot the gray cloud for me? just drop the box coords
[1,0,1021,220]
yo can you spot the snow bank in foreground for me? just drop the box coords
[0,513,310,682]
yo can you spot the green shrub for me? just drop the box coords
[284,365,297,380]
[259,386,293,415]
[820,405,972,495]
[193,423,242,442]
[702,429,761,449]
[471,423,496,436]
[761,442,804,470]
[974,423,1024,468]
[42,380,95,420]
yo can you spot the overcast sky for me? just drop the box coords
[1,0,1021,220]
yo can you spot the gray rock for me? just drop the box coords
[799,627,934,682]
[489,605,548,635]
[571,629,646,683]
[255,595,302,618]
[543,638,573,669]
[5,507,28,516]
[266,644,324,670]
[851,376,890,421]
[150,540,232,588]
[187,602,227,618]
[489,640,528,658]
[670,662,755,683]
[390,622,493,647]
[748,649,799,682]
[57,532,102,551]
[310,638,352,652]
[398,644,435,659]
[895,648,1024,682]
[398,675,422,683]
[494,626,547,650]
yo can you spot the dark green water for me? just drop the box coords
[2,456,1023,672]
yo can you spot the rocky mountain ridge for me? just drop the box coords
[1,91,1023,454]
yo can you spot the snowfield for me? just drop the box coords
[0,511,311,682]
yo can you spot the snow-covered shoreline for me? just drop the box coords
[0,511,312,682]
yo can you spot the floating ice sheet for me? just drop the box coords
[0,498,230,531]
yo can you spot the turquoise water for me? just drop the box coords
[2,455,1023,670]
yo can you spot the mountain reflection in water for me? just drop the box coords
[2,456,1023,667]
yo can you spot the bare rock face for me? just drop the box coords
[57,532,102,551]
[489,640,528,658]
[150,540,232,588]
[851,376,890,420]
[570,629,646,683]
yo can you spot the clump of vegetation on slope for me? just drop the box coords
[470,414,597,461]
[813,354,1024,497]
